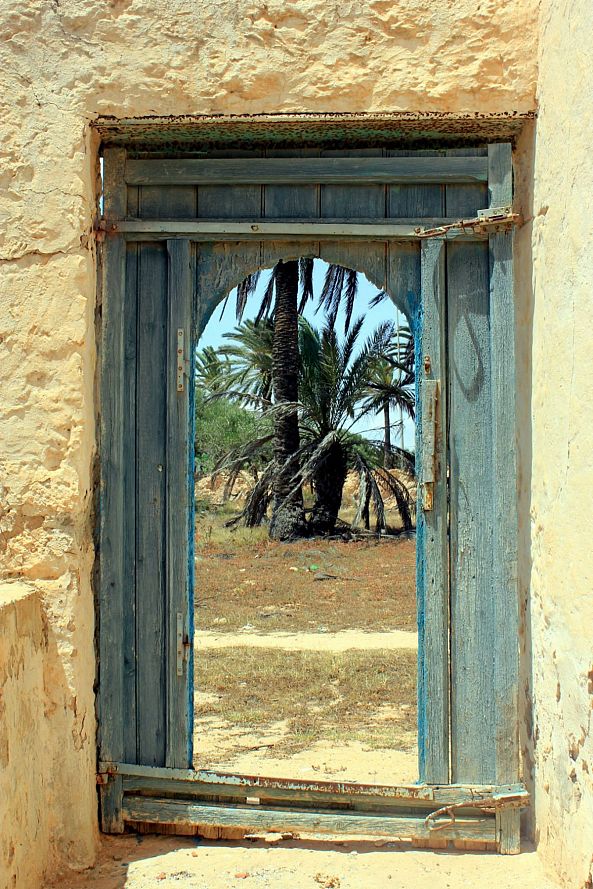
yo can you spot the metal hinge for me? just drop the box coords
[176,612,192,676]
[176,329,185,392]
[415,207,521,239]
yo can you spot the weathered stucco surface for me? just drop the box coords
[0,0,590,886]
[0,582,93,889]
[524,1,593,886]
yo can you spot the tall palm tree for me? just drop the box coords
[213,316,415,536]
[268,260,307,539]
[361,324,415,468]
[229,258,360,539]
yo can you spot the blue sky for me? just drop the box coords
[198,259,415,450]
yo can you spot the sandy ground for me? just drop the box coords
[47,834,562,889]
[194,715,417,783]
[196,629,418,652]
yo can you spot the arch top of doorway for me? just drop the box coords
[93,110,533,154]
[195,240,419,335]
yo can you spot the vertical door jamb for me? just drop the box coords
[417,237,450,784]
[98,146,128,831]
[166,238,195,769]
[488,143,520,852]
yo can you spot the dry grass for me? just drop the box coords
[194,507,416,634]
[195,646,417,762]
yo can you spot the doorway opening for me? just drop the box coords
[193,259,418,785]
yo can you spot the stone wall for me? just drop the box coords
[1,0,590,885]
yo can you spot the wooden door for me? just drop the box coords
[97,144,525,850]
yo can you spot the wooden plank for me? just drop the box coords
[198,149,262,220]
[320,148,385,219]
[448,239,495,784]
[108,220,487,241]
[98,231,126,791]
[496,808,521,854]
[262,153,319,281]
[445,148,489,220]
[166,240,193,769]
[102,762,528,804]
[103,147,127,218]
[387,149,445,220]
[488,143,519,787]
[138,183,196,220]
[386,241,420,322]
[318,149,387,294]
[121,796,497,842]
[135,241,168,767]
[125,156,489,186]
[122,243,138,763]
[418,239,449,784]
[100,777,124,834]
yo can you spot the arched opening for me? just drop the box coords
[193,257,419,784]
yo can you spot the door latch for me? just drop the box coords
[421,378,439,512]
[176,612,185,676]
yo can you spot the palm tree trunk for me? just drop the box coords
[309,440,348,535]
[269,260,308,540]
[383,401,393,468]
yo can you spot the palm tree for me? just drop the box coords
[213,316,415,536]
[228,258,360,539]
[361,324,415,468]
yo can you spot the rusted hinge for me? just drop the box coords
[415,206,521,239]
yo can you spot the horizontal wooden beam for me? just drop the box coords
[125,156,488,186]
[102,220,486,241]
[101,761,528,807]
[122,795,497,841]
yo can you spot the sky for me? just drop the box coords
[197,259,415,450]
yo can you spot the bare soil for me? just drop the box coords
[194,646,417,775]
[195,534,416,634]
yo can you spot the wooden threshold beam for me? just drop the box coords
[122,795,497,842]
[125,156,488,186]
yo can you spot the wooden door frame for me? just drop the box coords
[96,142,525,850]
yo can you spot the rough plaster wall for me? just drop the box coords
[0,584,62,889]
[528,1,593,885]
[0,0,539,881]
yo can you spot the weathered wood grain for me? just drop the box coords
[99,231,126,830]
[121,795,497,841]
[135,241,168,767]
[445,148,489,220]
[99,148,129,831]
[103,147,127,218]
[496,808,521,855]
[108,220,488,240]
[103,759,527,805]
[126,156,489,186]
[418,238,449,784]
[166,239,194,769]
[198,149,262,220]
[387,149,445,221]
[122,242,138,764]
[448,239,495,784]
[488,143,519,789]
